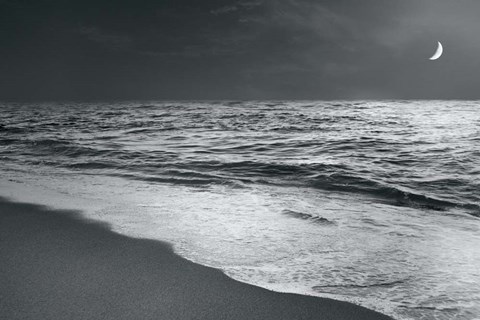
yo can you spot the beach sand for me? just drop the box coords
[0,197,393,320]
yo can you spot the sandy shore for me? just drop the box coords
[0,197,393,320]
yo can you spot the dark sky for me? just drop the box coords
[1,0,479,100]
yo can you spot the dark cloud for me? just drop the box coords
[211,5,239,15]
[76,26,132,49]
[0,0,479,100]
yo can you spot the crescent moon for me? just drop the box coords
[429,41,443,60]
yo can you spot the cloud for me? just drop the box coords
[267,0,355,39]
[77,26,132,49]
[210,0,263,15]
[0,0,39,9]
[210,5,238,15]
[373,0,480,52]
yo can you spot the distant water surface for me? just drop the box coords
[1,101,479,320]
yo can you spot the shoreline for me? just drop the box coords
[0,196,394,320]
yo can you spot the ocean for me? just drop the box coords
[1,100,479,320]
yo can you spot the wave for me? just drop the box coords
[24,139,110,158]
[4,132,479,215]
[96,159,480,215]
[282,209,335,224]
[312,278,411,292]
[0,125,27,134]
[8,135,480,215]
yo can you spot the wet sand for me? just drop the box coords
[0,197,393,320]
